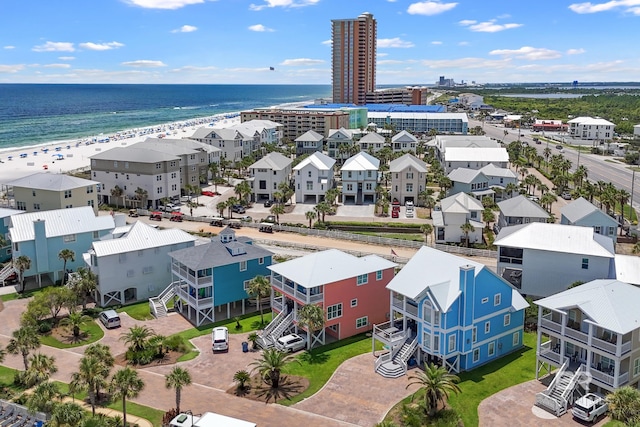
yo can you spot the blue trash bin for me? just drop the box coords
[242,341,249,353]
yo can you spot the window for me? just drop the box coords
[86,186,94,194]
[119,253,127,263]
[63,234,76,243]
[513,332,520,346]
[356,274,368,285]
[306,181,313,190]
[34,203,41,210]
[472,327,477,343]
[488,341,495,356]
[327,303,342,320]
[114,161,118,168]
[243,280,251,291]
[406,183,413,192]
[32,190,36,197]
[448,334,456,352]
[485,321,490,334]
[65,205,73,209]
[156,175,162,181]
[258,257,264,265]
[64,190,72,199]
[376,270,383,280]
[634,358,640,376]
[494,293,501,306]
[481,297,488,304]
[504,313,511,326]
[423,332,431,350]
[582,258,589,269]
[356,316,368,328]
[93,231,99,239]
[351,298,358,307]
[473,348,480,363]
[239,261,247,271]
[143,266,153,275]
[406,172,413,179]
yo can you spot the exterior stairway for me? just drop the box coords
[0,263,17,286]
[149,282,177,318]
[535,361,585,416]
[375,335,418,378]
[257,309,293,349]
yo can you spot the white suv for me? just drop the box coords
[572,393,608,423]
[276,334,306,353]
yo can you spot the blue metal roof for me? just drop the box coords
[303,103,445,113]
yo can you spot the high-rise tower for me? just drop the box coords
[331,12,376,105]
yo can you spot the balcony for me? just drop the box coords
[538,341,564,365]
[373,321,407,346]
[175,284,212,309]
[590,368,629,388]
[540,314,562,334]
[271,275,323,305]
[172,264,211,286]
[565,325,588,343]
[392,296,418,317]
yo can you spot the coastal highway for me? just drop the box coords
[471,119,640,211]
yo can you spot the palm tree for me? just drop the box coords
[296,304,325,350]
[504,182,518,199]
[226,197,239,218]
[72,354,110,416]
[50,401,85,427]
[325,188,340,207]
[233,370,251,394]
[26,381,60,414]
[109,367,145,427]
[270,203,285,223]
[59,312,93,341]
[14,254,31,293]
[305,210,317,228]
[420,224,433,245]
[606,386,640,425]
[7,325,41,370]
[482,208,495,230]
[120,325,155,353]
[618,189,630,235]
[246,275,271,325]
[134,187,148,208]
[460,221,475,248]
[110,185,124,208]
[165,366,192,414]
[84,344,114,403]
[249,348,298,391]
[209,162,220,192]
[69,266,97,310]
[234,180,251,203]
[314,201,332,222]
[422,195,436,219]
[24,352,58,386]
[215,201,226,217]
[406,362,461,417]
[58,249,75,284]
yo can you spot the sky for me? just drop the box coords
[1,0,639,85]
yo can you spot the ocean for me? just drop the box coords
[0,84,332,151]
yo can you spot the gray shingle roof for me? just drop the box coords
[391,130,418,143]
[447,168,484,183]
[5,172,99,190]
[168,236,272,270]
[358,132,385,143]
[90,147,179,162]
[295,130,324,142]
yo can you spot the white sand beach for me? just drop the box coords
[0,115,241,184]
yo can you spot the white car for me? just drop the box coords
[276,334,306,353]
[211,327,229,352]
[572,393,608,423]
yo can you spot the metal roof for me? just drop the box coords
[498,195,550,219]
[389,153,427,173]
[90,147,179,163]
[560,197,618,226]
[327,128,356,139]
[249,152,292,171]
[535,279,640,334]
[447,168,484,184]
[479,164,517,179]
[293,151,335,171]
[9,206,115,243]
[5,172,99,191]
[267,249,396,289]
[0,208,23,219]
[168,235,272,270]
[294,130,324,142]
[358,132,385,143]
[614,254,640,286]
[391,130,418,143]
[440,192,483,214]
[341,152,380,171]
[444,147,509,163]
[91,221,196,257]
[494,222,615,258]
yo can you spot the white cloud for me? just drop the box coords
[321,39,332,45]
[170,65,218,72]
[489,46,562,60]
[377,59,406,65]
[420,57,512,70]
[79,42,124,51]
[568,0,640,14]
[123,0,205,10]
[248,24,274,32]
[4,46,15,50]
[32,41,75,52]
[407,1,457,15]
[172,25,198,33]
[280,58,324,66]
[460,19,523,32]
[44,63,72,69]
[58,56,75,61]
[458,41,469,46]
[0,64,24,73]
[378,37,415,48]
[431,41,443,45]
[378,52,389,57]
[566,48,586,55]
[224,67,275,72]
[121,60,167,67]
[249,0,319,11]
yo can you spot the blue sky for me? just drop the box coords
[1,0,639,85]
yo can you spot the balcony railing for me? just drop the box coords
[271,275,323,305]
[565,327,588,343]
[538,342,563,365]
[175,286,212,309]
[540,317,562,334]
[373,321,407,345]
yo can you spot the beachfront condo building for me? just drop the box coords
[240,109,350,141]
[332,12,376,105]
[4,172,99,214]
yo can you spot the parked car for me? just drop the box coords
[561,192,572,200]
[149,211,163,221]
[161,203,180,213]
[128,209,139,217]
[261,215,277,224]
[209,217,225,227]
[556,145,563,150]
[169,212,183,222]
[572,393,608,423]
[263,200,273,207]
[231,204,245,214]
[240,215,252,222]
[211,327,229,352]
[276,334,306,353]
[227,219,242,229]
[201,190,216,197]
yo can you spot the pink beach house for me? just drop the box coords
[260,249,397,349]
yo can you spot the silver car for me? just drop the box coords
[276,334,306,353]
[572,393,607,423]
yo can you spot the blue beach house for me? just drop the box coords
[8,206,115,287]
[164,227,273,326]
[373,246,528,377]
[0,208,23,263]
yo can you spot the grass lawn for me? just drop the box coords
[353,231,425,242]
[116,301,155,321]
[172,311,273,342]
[0,293,19,302]
[281,333,383,406]
[385,332,537,427]
[603,421,626,427]
[40,321,105,348]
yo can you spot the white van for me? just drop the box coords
[212,327,229,352]
[99,310,121,329]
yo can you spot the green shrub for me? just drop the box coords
[38,321,52,334]
[164,335,188,353]
[125,348,156,365]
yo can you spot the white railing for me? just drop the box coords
[536,359,569,416]
[561,364,585,404]
[540,317,562,333]
[375,351,392,372]
[373,321,407,345]
[539,348,563,365]
[592,336,617,354]
[590,369,614,387]
[565,327,588,343]
[622,340,632,355]
[270,276,323,304]
[535,394,563,416]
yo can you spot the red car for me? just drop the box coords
[201,190,215,197]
